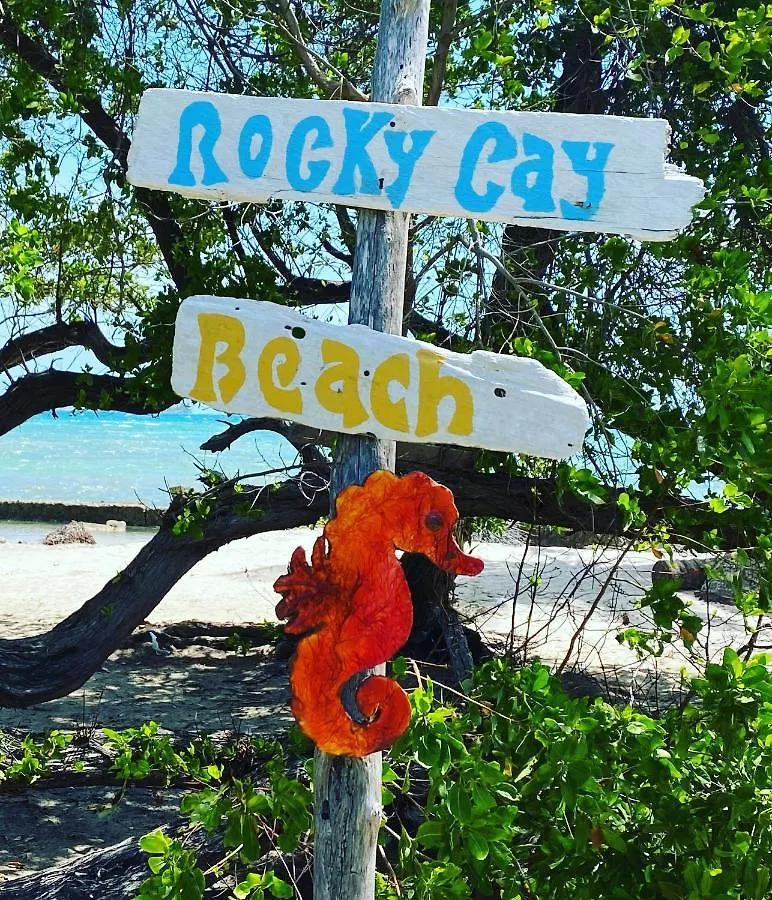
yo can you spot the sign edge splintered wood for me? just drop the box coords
[127,89,705,241]
[171,295,589,459]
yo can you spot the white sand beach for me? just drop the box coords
[0,525,748,685]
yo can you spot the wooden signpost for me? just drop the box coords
[127,1,704,895]
[171,295,589,458]
[128,91,703,241]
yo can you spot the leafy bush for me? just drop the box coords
[103,721,187,783]
[385,654,772,899]
[132,655,772,898]
[138,746,309,900]
[0,729,72,785]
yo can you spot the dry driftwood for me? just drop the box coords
[0,837,151,900]
[0,830,312,900]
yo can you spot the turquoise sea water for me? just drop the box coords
[0,407,295,505]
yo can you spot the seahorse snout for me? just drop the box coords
[444,544,485,576]
[439,527,484,575]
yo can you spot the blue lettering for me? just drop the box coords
[168,101,228,187]
[238,114,273,179]
[510,133,555,212]
[559,141,614,220]
[286,116,333,191]
[332,109,392,195]
[383,129,436,208]
[454,122,517,213]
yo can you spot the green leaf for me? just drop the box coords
[416,820,447,849]
[147,855,165,874]
[138,831,169,854]
[391,656,407,678]
[467,831,489,860]
[472,29,493,52]
[265,872,294,898]
[532,667,550,692]
[178,868,205,900]
[234,872,266,899]
[602,827,628,853]
[672,25,691,44]
[723,647,744,678]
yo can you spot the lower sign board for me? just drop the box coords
[128,90,704,240]
[171,296,589,458]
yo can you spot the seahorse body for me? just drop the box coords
[274,470,484,757]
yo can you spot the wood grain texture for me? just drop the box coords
[171,296,589,459]
[128,91,704,239]
[312,751,383,900]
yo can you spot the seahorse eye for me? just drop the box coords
[424,511,443,532]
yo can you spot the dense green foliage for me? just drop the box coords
[0,728,72,783]
[387,657,772,898]
[130,656,772,898]
[6,654,772,896]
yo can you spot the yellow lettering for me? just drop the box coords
[314,339,368,428]
[370,353,410,433]
[190,313,246,404]
[257,337,303,414]
[415,349,473,437]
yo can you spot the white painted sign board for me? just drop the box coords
[128,89,704,241]
[171,296,589,458]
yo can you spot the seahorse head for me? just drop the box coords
[335,470,484,576]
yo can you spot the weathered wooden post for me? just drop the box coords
[315,3,430,897]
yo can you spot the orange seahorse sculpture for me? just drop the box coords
[274,470,484,757]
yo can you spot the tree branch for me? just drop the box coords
[222,205,249,272]
[0,321,147,372]
[249,223,294,281]
[403,308,467,350]
[0,478,327,708]
[269,0,367,101]
[334,206,357,253]
[320,237,353,266]
[0,370,173,437]
[284,277,350,305]
[201,416,329,468]
[427,0,458,105]
[0,13,190,291]
[200,419,627,532]
[201,417,744,541]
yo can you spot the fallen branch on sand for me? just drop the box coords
[0,478,327,708]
